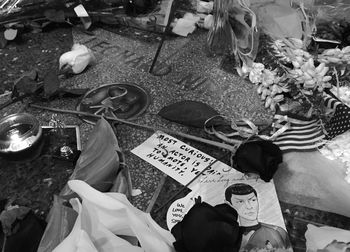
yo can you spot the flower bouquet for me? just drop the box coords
[241,35,350,121]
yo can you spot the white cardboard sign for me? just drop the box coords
[131,131,234,186]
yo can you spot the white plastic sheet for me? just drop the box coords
[53,180,175,252]
[305,224,350,251]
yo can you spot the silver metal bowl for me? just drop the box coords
[0,113,42,154]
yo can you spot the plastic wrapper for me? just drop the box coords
[59,117,121,197]
[52,180,175,252]
[109,150,133,199]
[252,0,316,47]
[314,0,350,24]
[37,196,78,252]
[206,0,235,55]
[207,0,259,67]
[38,118,133,251]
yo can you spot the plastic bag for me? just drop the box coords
[254,2,303,40]
[38,118,133,251]
[53,180,175,252]
[207,0,236,55]
[37,196,78,252]
[315,1,350,24]
[253,0,316,46]
[59,118,121,197]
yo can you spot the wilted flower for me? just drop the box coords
[249,63,265,84]
[59,43,96,74]
[261,69,276,87]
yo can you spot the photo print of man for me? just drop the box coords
[225,183,292,251]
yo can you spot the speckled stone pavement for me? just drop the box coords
[57,28,273,211]
[0,26,272,213]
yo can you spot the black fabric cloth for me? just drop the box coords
[232,140,283,182]
[0,200,46,252]
[171,199,241,252]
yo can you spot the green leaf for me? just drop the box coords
[22,69,38,81]
[59,118,121,197]
[13,76,39,97]
[43,69,60,98]
[80,16,92,30]
[58,88,89,97]
[158,100,223,128]
[0,32,8,48]
[0,206,30,236]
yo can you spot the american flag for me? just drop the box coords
[272,93,350,153]
[271,113,325,153]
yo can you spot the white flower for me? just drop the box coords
[252,62,265,72]
[249,70,263,84]
[59,43,96,74]
[261,69,276,87]
[248,63,265,84]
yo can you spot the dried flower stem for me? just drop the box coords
[29,103,239,152]
[333,67,340,99]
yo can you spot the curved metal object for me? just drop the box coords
[0,113,42,153]
[76,83,151,124]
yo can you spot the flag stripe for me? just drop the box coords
[274,114,318,125]
[278,143,325,152]
[273,93,349,152]
[324,94,342,110]
[272,113,325,152]
[274,130,324,140]
[274,134,325,145]
[274,123,320,131]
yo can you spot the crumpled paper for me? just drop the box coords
[53,180,175,252]
[59,43,96,74]
[254,2,303,40]
[305,224,350,251]
[172,13,200,37]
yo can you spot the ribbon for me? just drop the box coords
[204,115,290,144]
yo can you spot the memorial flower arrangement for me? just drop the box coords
[240,37,350,119]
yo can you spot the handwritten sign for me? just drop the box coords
[131,131,233,186]
[166,190,197,230]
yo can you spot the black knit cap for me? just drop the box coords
[232,140,283,182]
[171,199,242,252]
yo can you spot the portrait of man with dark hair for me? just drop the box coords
[225,183,292,251]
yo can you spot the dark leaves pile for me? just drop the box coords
[0,25,72,95]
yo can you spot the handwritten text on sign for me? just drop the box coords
[131,131,228,186]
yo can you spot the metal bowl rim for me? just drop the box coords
[0,113,42,152]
